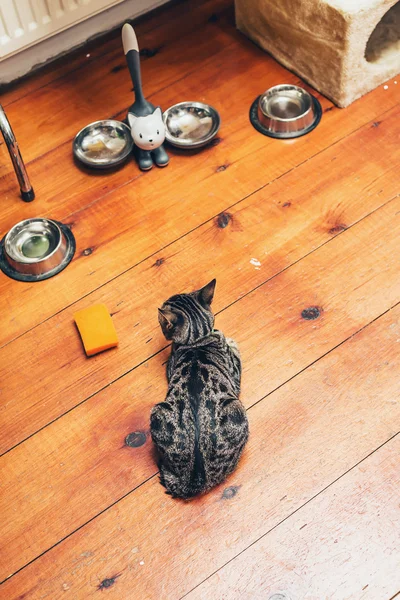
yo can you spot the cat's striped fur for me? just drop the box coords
[150,279,249,499]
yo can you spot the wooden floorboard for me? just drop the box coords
[0,0,209,107]
[0,0,399,597]
[0,0,232,226]
[1,303,399,598]
[0,0,228,177]
[185,436,400,600]
[1,102,399,453]
[1,14,400,344]
[1,197,399,580]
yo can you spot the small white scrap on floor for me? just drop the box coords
[139,560,145,566]
[384,85,389,89]
[250,258,261,268]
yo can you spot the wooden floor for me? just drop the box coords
[1,1,399,598]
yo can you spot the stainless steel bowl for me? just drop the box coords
[163,102,220,148]
[0,218,76,282]
[73,120,133,168]
[250,84,322,139]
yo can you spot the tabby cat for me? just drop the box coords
[150,279,249,499]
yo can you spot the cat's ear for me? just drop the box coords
[153,107,162,119]
[158,308,177,330]
[128,113,137,128]
[198,279,216,306]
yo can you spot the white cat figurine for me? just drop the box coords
[122,23,169,170]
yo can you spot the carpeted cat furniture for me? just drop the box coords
[235,0,400,107]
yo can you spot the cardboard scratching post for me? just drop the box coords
[235,0,400,107]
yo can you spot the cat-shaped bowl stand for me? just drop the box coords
[122,23,169,171]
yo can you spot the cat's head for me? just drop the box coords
[158,279,216,345]
[128,107,165,150]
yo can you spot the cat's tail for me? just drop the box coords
[159,465,209,500]
[122,23,145,107]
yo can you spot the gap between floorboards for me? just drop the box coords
[0,0,216,109]
[1,190,398,459]
[1,103,398,355]
[180,431,400,599]
[2,302,399,584]
[0,195,400,458]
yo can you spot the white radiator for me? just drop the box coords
[0,0,125,59]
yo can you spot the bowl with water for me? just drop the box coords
[0,218,75,282]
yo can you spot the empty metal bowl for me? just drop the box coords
[163,102,220,149]
[0,218,76,282]
[250,84,322,139]
[73,120,133,168]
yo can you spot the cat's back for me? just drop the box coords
[151,336,248,498]
[176,331,237,387]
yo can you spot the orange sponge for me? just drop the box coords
[74,303,118,357]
